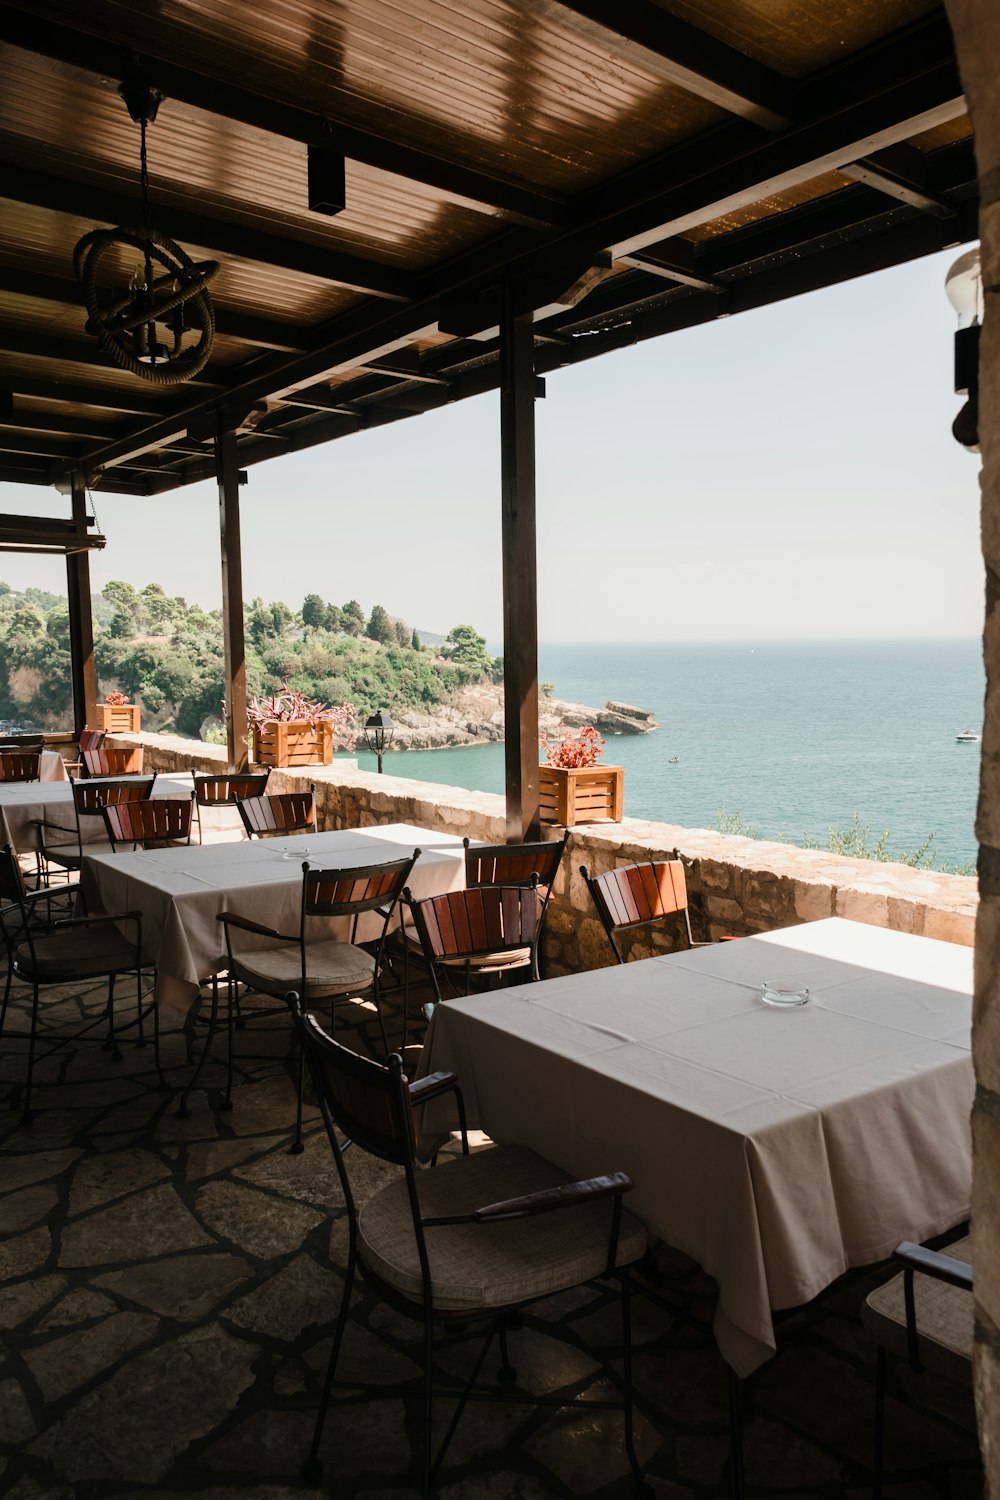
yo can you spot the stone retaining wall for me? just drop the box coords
[111,731,977,973]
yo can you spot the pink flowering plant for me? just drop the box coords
[104,689,130,705]
[540,723,605,769]
[245,680,356,750]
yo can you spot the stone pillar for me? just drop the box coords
[944,2,1000,1489]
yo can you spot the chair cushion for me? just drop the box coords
[861,1236,973,1385]
[16,926,139,980]
[400,926,530,972]
[359,1143,647,1312]
[230,939,376,999]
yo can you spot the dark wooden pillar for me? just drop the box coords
[65,475,97,737]
[500,280,540,842]
[216,427,249,771]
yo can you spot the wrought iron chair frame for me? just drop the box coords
[103,792,196,851]
[192,770,270,842]
[294,1009,648,1499]
[0,749,42,784]
[81,744,145,778]
[0,842,156,1121]
[33,774,157,885]
[199,852,418,1148]
[236,783,316,839]
[580,857,704,963]
[403,878,544,1024]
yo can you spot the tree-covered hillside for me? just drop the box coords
[0,581,501,738]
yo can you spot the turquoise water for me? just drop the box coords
[354,640,984,870]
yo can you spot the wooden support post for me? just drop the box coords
[500,279,540,842]
[216,427,249,771]
[65,475,97,738]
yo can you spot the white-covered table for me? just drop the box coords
[417,918,973,1376]
[79,822,468,1009]
[0,775,193,854]
[39,750,67,782]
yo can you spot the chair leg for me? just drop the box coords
[149,976,165,1087]
[22,981,40,1122]
[422,1307,434,1500]
[302,1252,356,1483]
[0,961,13,1046]
[221,976,235,1112]
[621,1267,651,1496]
[290,1035,305,1154]
[874,1345,886,1500]
[498,1317,517,1384]
[177,978,219,1117]
[106,974,123,1061]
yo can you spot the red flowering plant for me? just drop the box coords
[244,680,356,750]
[539,723,605,768]
[104,689,130,705]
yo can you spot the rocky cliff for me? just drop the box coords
[385,684,658,751]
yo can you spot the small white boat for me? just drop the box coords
[956,729,980,743]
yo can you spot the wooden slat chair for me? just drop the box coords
[209,852,417,1149]
[581,858,704,963]
[237,784,316,839]
[0,750,41,783]
[397,833,568,1012]
[192,770,270,843]
[64,727,105,779]
[861,1239,974,1499]
[82,744,144,777]
[405,880,544,1017]
[103,794,195,852]
[294,1012,648,1499]
[34,775,156,884]
[0,842,155,1122]
[0,734,45,751]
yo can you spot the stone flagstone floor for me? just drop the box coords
[0,967,984,1500]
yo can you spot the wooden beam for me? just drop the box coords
[216,426,248,772]
[8,375,169,415]
[0,328,227,386]
[0,4,569,229]
[66,477,98,736]
[0,160,415,301]
[0,409,124,440]
[839,145,958,219]
[544,0,794,130]
[499,278,540,843]
[0,265,310,352]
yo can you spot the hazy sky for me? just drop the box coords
[3,245,984,643]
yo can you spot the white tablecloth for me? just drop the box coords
[40,750,67,782]
[417,918,974,1376]
[79,822,467,1009]
[0,775,194,854]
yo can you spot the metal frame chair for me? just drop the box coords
[581,857,707,963]
[205,852,418,1148]
[34,775,156,884]
[294,1011,649,1499]
[103,793,195,851]
[64,727,104,778]
[192,770,270,842]
[82,744,144,777]
[237,784,315,839]
[862,1238,974,1499]
[0,842,155,1121]
[0,749,41,783]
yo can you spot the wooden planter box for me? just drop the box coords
[252,719,333,768]
[539,764,624,825]
[93,702,141,734]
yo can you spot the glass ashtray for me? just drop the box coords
[759,982,810,1008]
[281,848,311,862]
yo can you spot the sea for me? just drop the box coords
[353,639,985,872]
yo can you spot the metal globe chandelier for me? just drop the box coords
[73,81,219,386]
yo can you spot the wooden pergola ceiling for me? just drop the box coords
[0,0,978,497]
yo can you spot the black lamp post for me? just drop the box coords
[364,711,395,773]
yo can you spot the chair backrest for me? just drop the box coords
[104,796,194,850]
[582,859,693,962]
[72,775,157,821]
[463,830,568,893]
[0,842,27,909]
[82,745,143,777]
[193,770,270,806]
[79,727,105,753]
[299,1011,414,1166]
[303,854,418,920]
[238,785,315,838]
[0,749,41,782]
[407,880,541,964]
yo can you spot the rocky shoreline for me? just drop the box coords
[383,685,658,752]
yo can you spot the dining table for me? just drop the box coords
[39,750,68,782]
[79,821,470,1010]
[0,773,194,855]
[415,916,974,1377]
